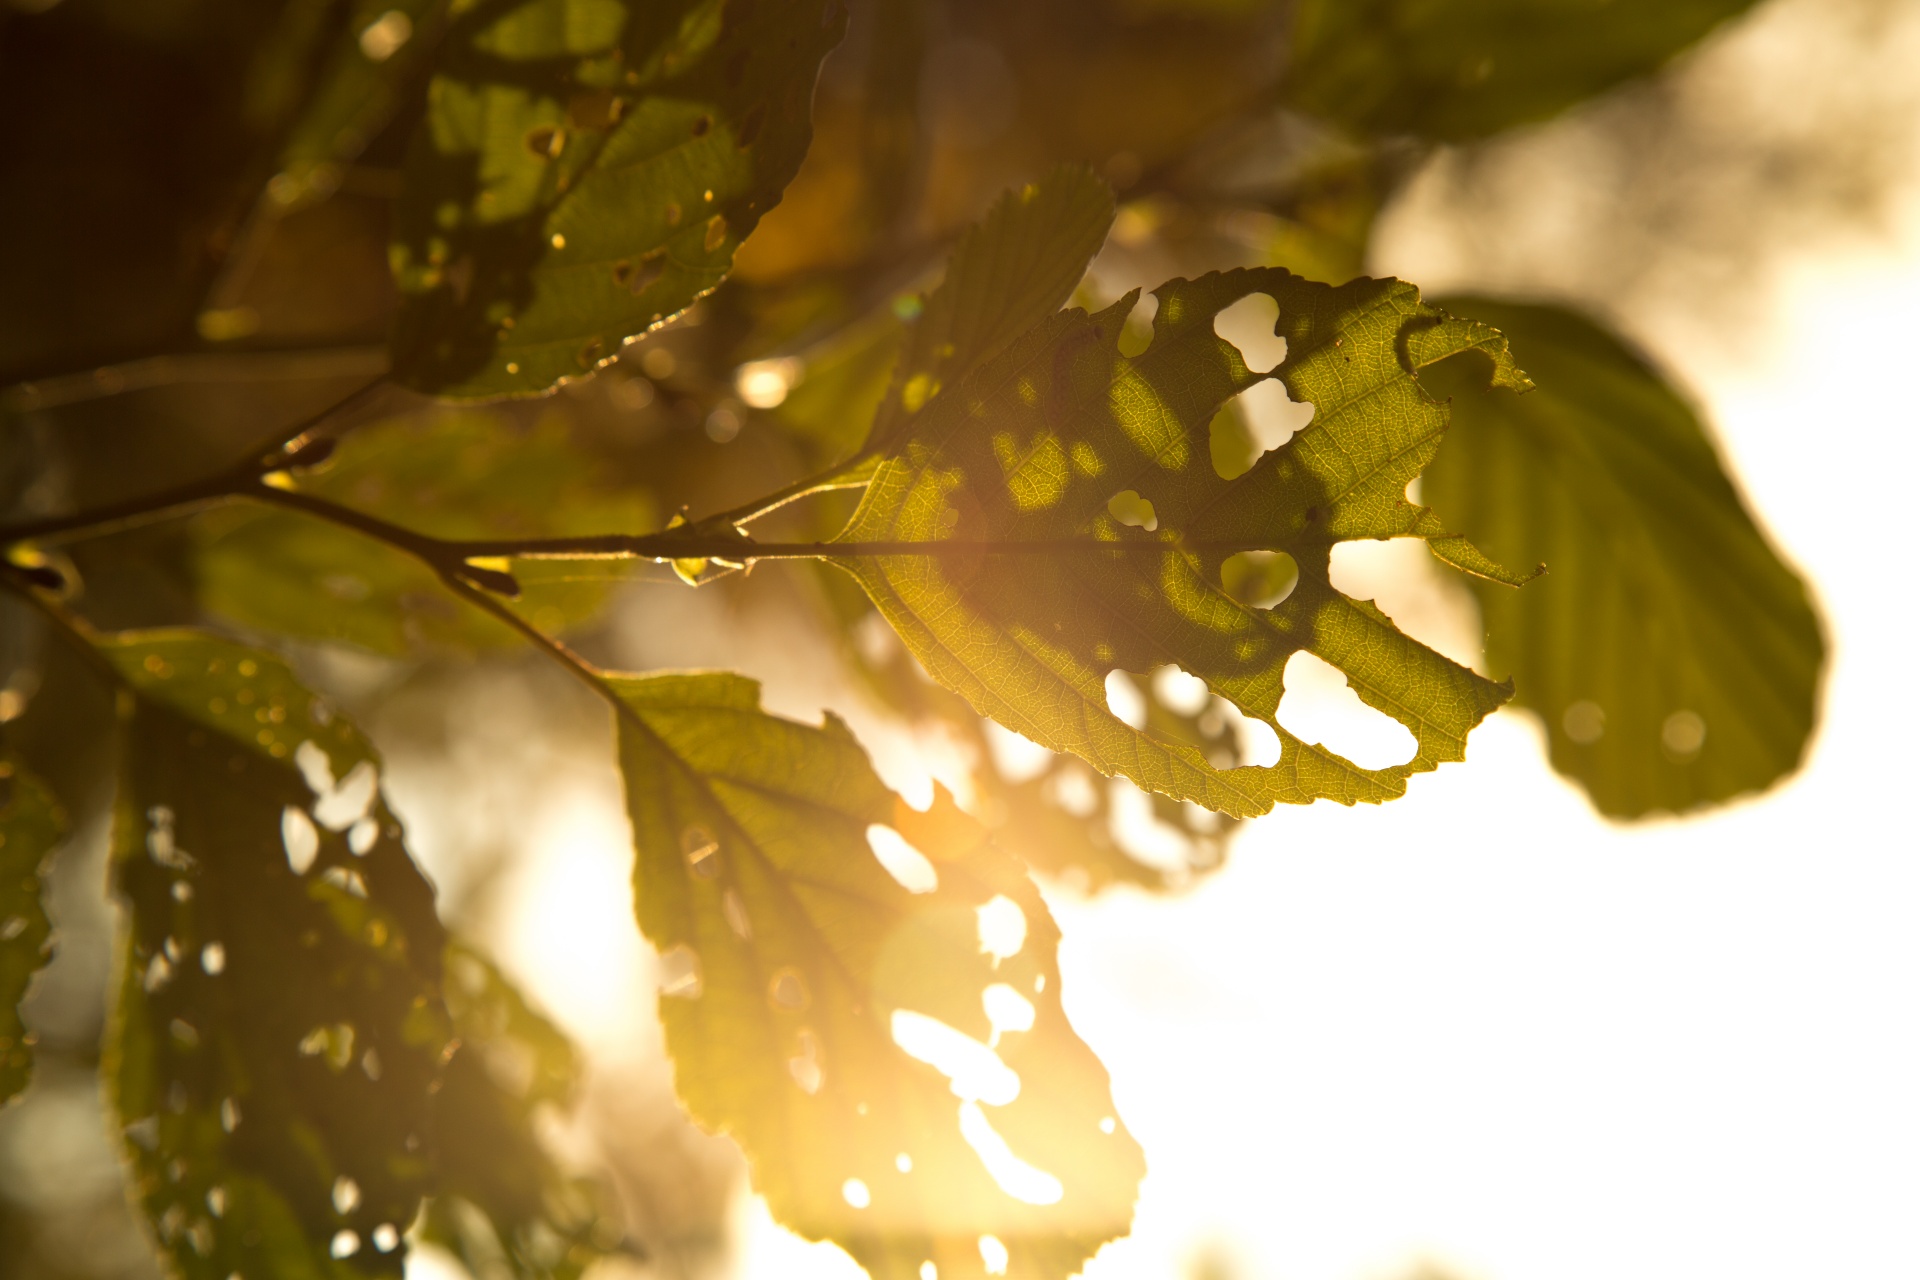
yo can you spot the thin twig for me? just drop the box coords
[3,346,388,413]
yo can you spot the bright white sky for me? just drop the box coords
[410,5,1920,1278]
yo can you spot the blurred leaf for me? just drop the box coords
[195,411,654,654]
[101,630,450,1279]
[772,305,909,465]
[273,0,447,207]
[613,671,1145,1280]
[835,265,1527,817]
[865,166,1117,454]
[422,940,631,1280]
[0,756,62,1107]
[389,0,848,397]
[1422,298,1824,817]
[1286,0,1762,142]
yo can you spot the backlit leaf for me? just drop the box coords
[834,266,1529,817]
[1421,297,1824,817]
[102,631,450,1279]
[422,940,630,1280]
[613,671,1145,1280]
[195,411,654,654]
[0,755,61,1107]
[864,166,1118,453]
[390,0,848,398]
[1286,0,1762,142]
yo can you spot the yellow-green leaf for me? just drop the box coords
[1422,297,1825,817]
[834,266,1529,818]
[0,755,61,1107]
[101,631,450,1280]
[613,671,1144,1280]
[1286,0,1762,142]
[390,0,847,398]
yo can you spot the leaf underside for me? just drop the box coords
[614,671,1144,1280]
[103,631,449,1280]
[1286,0,1764,142]
[835,266,1530,818]
[391,0,847,398]
[0,756,62,1107]
[1422,297,1824,818]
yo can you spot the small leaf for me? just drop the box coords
[0,756,62,1107]
[834,265,1527,817]
[1422,297,1825,817]
[195,411,653,654]
[613,672,1145,1280]
[865,165,1117,453]
[390,0,848,398]
[1286,0,1763,142]
[422,940,631,1280]
[101,631,450,1279]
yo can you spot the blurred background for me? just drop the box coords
[3,0,1919,1277]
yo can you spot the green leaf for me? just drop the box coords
[101,631,450,1279]
[833,267,1528,818]
[272,0,448,208]
[612,671,1145,1280]
[864,165,1117,454]
[195,410,654,654]
[0,755,62,1107]
[1286,0,1762,142]
[390,0,848,398]
[422,940,631,1280]
[1421,298,1824,817]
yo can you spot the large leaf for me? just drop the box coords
[422,940,631,1280]
[613,671,1145,1280]
[102,631,450,1279]
[1421,298,1824,817]
[390,0,847,398]
[833,267,1529,818]
[864,166,1118,454]
[195,410,654,654]
[0,755,62,1107]
[1285,0,1761,142]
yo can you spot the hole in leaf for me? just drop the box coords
[1220,550,1299,609]
[1149,664,1210,715]
[983,720,1052,784]
[1209,384,1313,479]
[1107,489,1157,531]
[281,806,318,875]
[200,943,225,975]
[788,1028,823,1094]
[294,740,335,793]
[372,1224,400,1253]
[959,1101,1064,1205]
[1118,292,1158,358]
[1276,652,1418,768]
[330,1229,360,1259]
[890,1010,1020,1104]
[980,1234,1010,1276]
[1213,292,1286,372]
[867,824,939,894]
[681,824,721,878]
[981,983,1035,1044]
[659,945,703,998]
[975,896,1026,963]
[332,1176,360,1215]
[842,1178,871,1209]
[1104,670,1148,729]
[769,968,810,1010]
[314,761,377,830]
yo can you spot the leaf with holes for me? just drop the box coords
[420,939,633,1280]
[0,756,62,1107]
[1421,297,1824,817]
[1286,0,1762,142]
[833,265,1531,817]
[613,671,1145,1280]
[390,0,847,398]
[863,165,1117,455]
[101,631,450,1279]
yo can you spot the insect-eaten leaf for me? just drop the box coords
[613,671,1145,1280]
[1286,0,1763,142]
[0,755,62,1107]
[834,265,1531,818]
[421,941,634,1280]
[1421,297,1825,817]
[195,411,654,654]
[101,630,450,1279]
[390,0,848,398]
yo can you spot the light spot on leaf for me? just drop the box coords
[768,968,809,1010]
[788,1028,823,1094]
[199,943,225,975]
[659,945,703,998]
[1563,700,1605,744]
[332,1176,360,1215]
[1662,709,1706,760]
[681,824,721,878]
